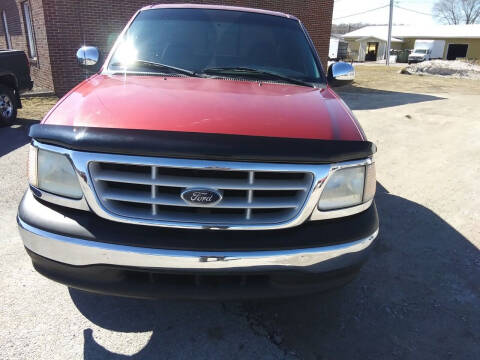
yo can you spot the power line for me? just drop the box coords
[333,4,390,20]
[395,5,432,16]
[395,0,426,3]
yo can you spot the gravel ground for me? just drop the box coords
[1,67,479,359]
[403,59,480,80]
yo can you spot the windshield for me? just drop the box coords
[414,49,429,54]
[108,8,323,84]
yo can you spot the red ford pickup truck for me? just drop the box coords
[18,4,378,299]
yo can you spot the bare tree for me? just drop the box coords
[461,0,480,23]
[331,23,372,35]
[433,0,480,24]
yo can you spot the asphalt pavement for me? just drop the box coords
[1,75,479,359]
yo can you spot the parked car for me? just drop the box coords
[0,50,33,126]
[408,39,445,64]
[18,4,378,299]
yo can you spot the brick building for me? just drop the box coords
[0,1,334,96]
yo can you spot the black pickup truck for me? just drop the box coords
[0,50,33,126]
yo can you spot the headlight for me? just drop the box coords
[318,163,376,211]
[28,145,83,199]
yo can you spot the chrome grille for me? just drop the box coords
[89,162,314,226]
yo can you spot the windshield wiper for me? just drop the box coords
[199,67,315,88]
[110,60,196,77]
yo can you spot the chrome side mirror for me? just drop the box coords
[327,62,355,87]
[76,46,100,66]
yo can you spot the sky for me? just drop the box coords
[332,0,438,26]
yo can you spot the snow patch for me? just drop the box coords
[403,60,480,80]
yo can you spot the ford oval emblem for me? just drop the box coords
[181,188,223,207]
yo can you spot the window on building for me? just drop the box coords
[22,1,36,59]
[2,10,11,49]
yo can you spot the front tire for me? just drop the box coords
[0,85,17,127]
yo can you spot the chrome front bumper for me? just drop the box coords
[18,217,378,274]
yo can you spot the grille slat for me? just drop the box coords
[151,166,157,216]
[246,171,255,220]
[93,170,309,191]
[102,188,299,209]
[90,162,313,226]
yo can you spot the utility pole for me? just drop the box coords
[386,0,394,66]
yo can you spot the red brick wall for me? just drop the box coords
[42,0,334,96]
[0,0,54,90]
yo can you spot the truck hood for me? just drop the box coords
[43,74,364,141]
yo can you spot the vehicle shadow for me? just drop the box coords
[70,290,278,359]
[0,118,38,157]
[336,87,445,110]
[69,183,479,359]
[242,183,480,359]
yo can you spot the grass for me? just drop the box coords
[18,96,58,122]
[350,65,480,95]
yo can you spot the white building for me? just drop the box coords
[342,24,480,62]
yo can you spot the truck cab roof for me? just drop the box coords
[140,3,298,20]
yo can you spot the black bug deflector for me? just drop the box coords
[29,124,376,164]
